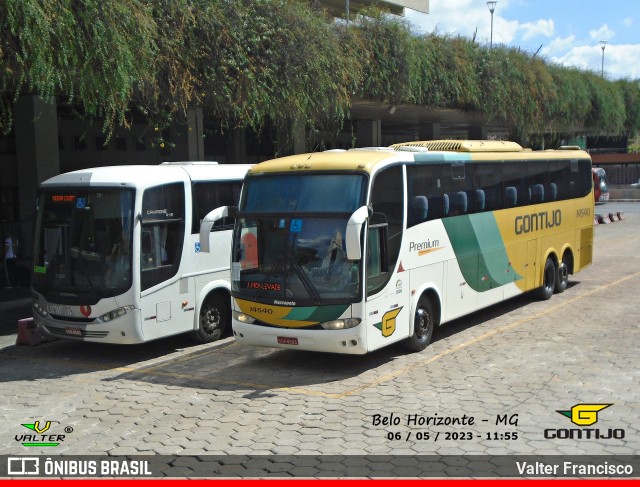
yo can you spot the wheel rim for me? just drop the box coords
[201,305,221,337]
[558,262,568,281]
[415,307,430,340]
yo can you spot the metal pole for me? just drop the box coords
[487,2,497,48]
[346,0,350,23]
[600,41,607,77]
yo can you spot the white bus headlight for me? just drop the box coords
[98,305,135,323]
[233,310,256,324]
[320,318,361,330]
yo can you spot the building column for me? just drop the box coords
[292,118,306,154]
[187,107,204,161]
[14,95,60,258]
[356,119,382,147]
[419,122,441,141]
[227,127,247,163]
[469,125,487,140]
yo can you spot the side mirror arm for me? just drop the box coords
[199,206,229,253]
[345,205,369,260]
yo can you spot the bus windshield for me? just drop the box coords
[32,188,135,301]
[233,173,367,305]
[233,216,360,304]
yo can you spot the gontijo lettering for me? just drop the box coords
[515,210,562,235]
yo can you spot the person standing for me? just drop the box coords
[4,233,18,287]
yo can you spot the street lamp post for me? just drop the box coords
[487,1,497,48]
[600,40,607,77]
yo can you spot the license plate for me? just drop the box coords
[277,336,298,345]
[65,327,83,337]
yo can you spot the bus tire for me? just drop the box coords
[192,293,229,343]
[537,257,556,301]
[555,260,569,294]
[405,298,434,352]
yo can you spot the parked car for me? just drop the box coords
[631,178,640,189]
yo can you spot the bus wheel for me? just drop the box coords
[192,294,229,343]
[405,298,434,352]
[555,259,569,294]
[537,258,556,301]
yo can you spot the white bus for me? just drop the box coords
[31,162,251,344]
[202,141,594,355]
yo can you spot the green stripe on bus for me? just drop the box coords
[443,213,522,291]
[285,304,350,323]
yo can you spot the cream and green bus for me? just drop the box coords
[201,140,594,354]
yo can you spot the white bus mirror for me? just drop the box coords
[199,206,229,253]
[346,205,370,260]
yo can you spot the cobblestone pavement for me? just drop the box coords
[1,212,638,464]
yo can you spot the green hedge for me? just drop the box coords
[1,0,639,141]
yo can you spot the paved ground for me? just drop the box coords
[0,207,638,476]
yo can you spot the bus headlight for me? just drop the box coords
[321,318,361,330]
[98,305,135,323]
[233,310,256,324]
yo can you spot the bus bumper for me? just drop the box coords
[33,308,145,344]
[232,320,368,355]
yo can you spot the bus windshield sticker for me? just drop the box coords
[76,197,86,209]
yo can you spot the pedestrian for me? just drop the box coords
[4,232,18,288]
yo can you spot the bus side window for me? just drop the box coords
[192,181,242,233]
[141,182,185,291]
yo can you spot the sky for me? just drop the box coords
[405,0,640,80]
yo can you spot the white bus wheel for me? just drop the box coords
[192,294,229,343]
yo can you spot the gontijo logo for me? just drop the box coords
[556,403,611,426]
[544,403,625,440]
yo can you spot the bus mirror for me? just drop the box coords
[199,206,229,253]
[346,205,369,260]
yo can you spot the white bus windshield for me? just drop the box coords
[32,188,135,301]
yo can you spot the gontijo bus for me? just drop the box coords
[201,140,594,354]
[32,162,251,344]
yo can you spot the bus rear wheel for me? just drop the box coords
[555,261,569,294]
[405,298,434,352]
[537,257,556,301]
[192,294,229,343]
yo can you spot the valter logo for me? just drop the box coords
[15,420,71,447]
[544,403,625,440]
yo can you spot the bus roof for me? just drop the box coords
[40,162,253,188]
[247,141,591,176]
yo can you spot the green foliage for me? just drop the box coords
[1,0,156,135]
[1,0,640,142]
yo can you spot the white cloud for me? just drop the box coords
[589,24,615,42]
[551,44,640,79]
[520,19,554,41]
[542,35,577,56]
[623,17,633,27]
